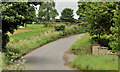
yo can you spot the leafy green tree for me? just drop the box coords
[2,2,27,51]
[38,2,58,22]
[60,8,75,22]
[108,5,120,53]
[77,2,120,52]
[25,5,36,24]
[2,2,41,52]
[77,2,118,47]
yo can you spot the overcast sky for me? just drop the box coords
[36,0,79,19]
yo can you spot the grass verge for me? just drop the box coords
[68,33,118,70]
[68,33,91,55]
[68,55,118,70]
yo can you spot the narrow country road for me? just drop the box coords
[24,34,84,70]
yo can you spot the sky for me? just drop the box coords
[35,0,79,19]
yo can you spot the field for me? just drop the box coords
[68,34,118,70]
[9,24,52,39]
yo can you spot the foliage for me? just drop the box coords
[25,5,36,24]
[5,25,85,65]
[68,33,118,70]
[2,2,41,52]
[60,8,75,22]
[90,35,110,48]
[38,2,58,22]
[43,21,53,27]
[68,55,118,70]
[8,57,26,70]
[2,2,28,51]
[54,24,66,31]
[63,25,85,36]
[77,2,120,51]
[107,5,120,53]
[68,33,91,55]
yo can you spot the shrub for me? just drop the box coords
[54,24,66,31]
[90,35,110,48]
[63,25,85,35]
[43,21,53,27]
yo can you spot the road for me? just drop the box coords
[24,34,84,70]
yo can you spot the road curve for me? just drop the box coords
[24,34,84,70]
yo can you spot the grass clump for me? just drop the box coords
[68,55,118,70]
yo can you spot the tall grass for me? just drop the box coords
[68,33,91,55]
[68,33,118,70]
[0,53,7,70]
[4,25,85,68]
[68,55,118,70]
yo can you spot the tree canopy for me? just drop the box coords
[2,2,41,51]
[77,2,120,53]
[38,2,58,22]
[60,8,75,22]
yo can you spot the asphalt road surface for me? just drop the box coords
[24,34,84,70]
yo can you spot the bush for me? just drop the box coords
[43,21,53,27]
[63,25,85,35]
[90,35,110,49]
[54,24,66,31]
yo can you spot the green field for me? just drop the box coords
[68,34,118,70]
[9,24,52,39]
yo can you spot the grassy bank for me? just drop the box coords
[68,55,118,70]
[68,33,91,55]
[68,34,118,70]
[4,24,85,69]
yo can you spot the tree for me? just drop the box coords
[25,4,36,24]
[76,2,120,53]
[77,2,119,47]
[108,5,120,54]
[2,2,41,52]
[60,8,75,22]
[38,2,58,22]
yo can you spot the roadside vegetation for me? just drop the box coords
[68,33,91,55]
[68,34,118,70]
[66,2,119,70]
[1,1,120,71]
[69,54,118,70]
[3,24,85,69]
